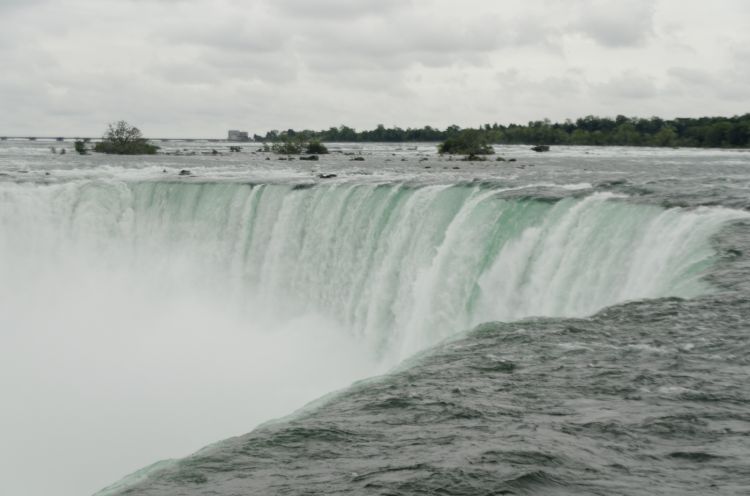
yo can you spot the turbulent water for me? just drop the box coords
[1,141,749,496]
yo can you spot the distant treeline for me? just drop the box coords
[255,114,750,148]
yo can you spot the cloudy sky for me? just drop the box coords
[1,0,748,137]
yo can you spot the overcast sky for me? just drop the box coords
[1,0,748,137]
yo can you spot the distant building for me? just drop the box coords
[228,130,250,141]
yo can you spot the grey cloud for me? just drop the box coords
[668,64,750,102]
[160,18,287,53]
[731,46,750,77]
[571,0,655,47]
[593,72,658,99]
[401,17,504,53]
[294,11,550,75]
[0,0,748,137]
[150,53,299,86]
[201,51,300,84]
[269,0,405,19]
[139,1,565,98]
[668,67,713,87]
[151,61,225,86]
[308,68,415,98]
[506,16,562,51]
[494,70,584,104]
[0,0,46,10]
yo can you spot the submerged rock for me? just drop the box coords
[351,157,365,161]
[179,169,192,176]
[463,154,486,161]
[531,145,550,152]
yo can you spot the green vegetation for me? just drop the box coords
[74,140,88,155]
[271,140,303,155]
[255,114,750,148]
[305,140,329,154]
[438,129,494,155]
[94,121,159,155]
[268,136,329,155]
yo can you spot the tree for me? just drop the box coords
[438,129,494,155]
[245,113,750,149]
[94,121,159,155]
[271,136,303,155]
[74,140,88,155]
[652,125,678,147]
[305,140,329,154]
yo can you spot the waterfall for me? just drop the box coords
[1,178,746,496]
[1,180,744,360]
